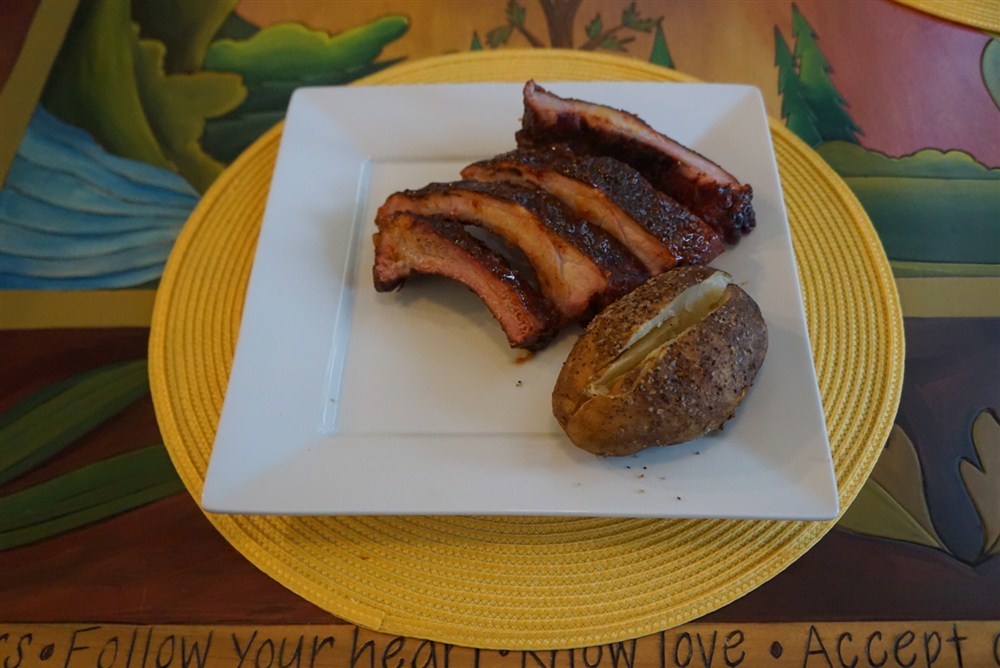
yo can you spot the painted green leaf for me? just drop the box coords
[960,410,1000,557]
[506,0,526,28]
[622,3,638,25]
[838,482,944,549]
[131,0,239,72]
[868,424,945,543]
[204,17,409,84]
[470,31,484,51]
[201,17,407,163]
[133,34,247,192]
[838,424,947,551]
[40,0,247,192]
[585,15,603,40]
[487,24,512,48]
[0,445,183,551]
[0,360,150,486]
[601,36,633,52]
[42,0,172,170]
[622,3,656,32]
[601,35,635,51]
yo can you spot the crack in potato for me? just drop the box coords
[590,271,733,395]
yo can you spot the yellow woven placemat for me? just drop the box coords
[149,50,904,649]
[892,0,999,32]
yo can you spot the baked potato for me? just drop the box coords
[552,266,768,456]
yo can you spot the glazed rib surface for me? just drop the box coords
[377,179,648,321]
[373,212,560,350]
[517,81,755,244]
[462,147,724,274]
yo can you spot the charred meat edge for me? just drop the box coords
[373,212,560,350]
[376,180,648,322]
[517,80,755,244]
[463,148,724,274]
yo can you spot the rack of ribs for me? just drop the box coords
[373,212,560,350]
[517,80,755,244]
[376,180,649,324]
[370,81,755,350]
[462,147,723,275]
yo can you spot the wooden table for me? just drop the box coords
[2,1,997,664]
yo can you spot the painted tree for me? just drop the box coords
[790,3,862,143]
[648,20,674,69]
[477,0,664,56]
[774,27,822,146]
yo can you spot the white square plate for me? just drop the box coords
[202,82,839,519]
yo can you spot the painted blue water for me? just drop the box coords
[0,107,200,289]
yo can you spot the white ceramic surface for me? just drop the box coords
[201,82,839,519]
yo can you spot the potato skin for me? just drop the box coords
[552,266,767,456]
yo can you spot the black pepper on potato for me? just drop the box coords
[551,266,768,456]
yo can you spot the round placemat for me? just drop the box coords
[892,0,999,32]
[149,50,904,649]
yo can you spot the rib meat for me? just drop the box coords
[462,147,724,274]
[373,212,560,350]
[517,80,755,244]
[376,180,648,322]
